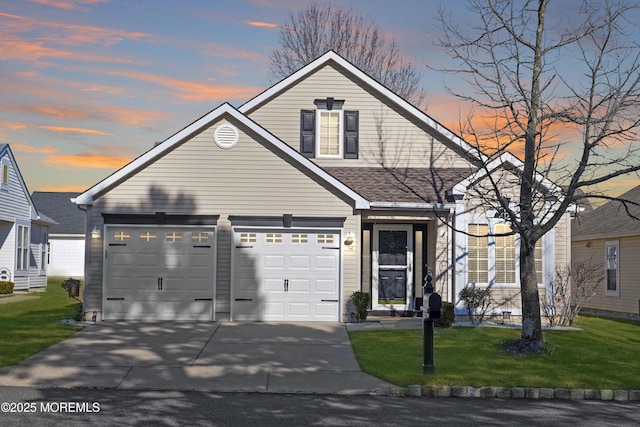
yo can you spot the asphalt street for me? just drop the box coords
[1,387,638,426]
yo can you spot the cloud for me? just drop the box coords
[44,152,131,169]
[245,20,278,28]
[98,69,264,102]
[39,125,110,135]
[11,143,58,154]
[27,0,108,10]
[1,121,29,131]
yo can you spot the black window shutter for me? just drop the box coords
[300,110,315,158]
[344,110,359,159]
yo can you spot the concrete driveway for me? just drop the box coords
[0,322,394,394]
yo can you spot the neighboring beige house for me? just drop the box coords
[0,144,55,290]
[73,51,571,322]
[572,186,640,316]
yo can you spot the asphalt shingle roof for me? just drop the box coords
[31,192,85,235]
[324,167,474,204]
[572,185,640,240]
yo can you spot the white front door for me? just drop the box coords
[372,224,413,310]
[232,230,341,321]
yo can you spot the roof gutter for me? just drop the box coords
[368,201,456,211]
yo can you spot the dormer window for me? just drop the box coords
[300,97,358,159]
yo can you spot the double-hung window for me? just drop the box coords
[17,225,29,271]
[495,223,516,283]
[300,97,358,159]
[467,224,489,283]
[317,110,342,157]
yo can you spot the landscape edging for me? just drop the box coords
[405,386,640,400]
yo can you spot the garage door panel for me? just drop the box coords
[290,256,310,269]
[289,303,311,316]
[315,279,338,293]
[264,255,285,269]
[105,226,215,321]
[288,279,310,293]
[232,230,340,322]
[316,255,338,269]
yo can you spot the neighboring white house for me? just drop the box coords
[0,144,56,290]
[32,192,85,278]
[73,51,571,322]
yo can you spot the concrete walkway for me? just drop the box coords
[0,321,396,394]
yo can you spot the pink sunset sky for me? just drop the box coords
[1,0,639,195]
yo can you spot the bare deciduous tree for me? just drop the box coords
[269,2,425,106]
[541,260,603,327]
[437,0,640,350]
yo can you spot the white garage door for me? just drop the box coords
[233,230,341,321]
[104,226,215,321]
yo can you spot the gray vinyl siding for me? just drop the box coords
[84,116,357,319]
[573,236,640,315]
[0,149,45,290]
[247,64,475,170]
[0,154,32,223]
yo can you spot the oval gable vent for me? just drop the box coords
[214,124,239,149]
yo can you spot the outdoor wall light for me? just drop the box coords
[344,231,355,246]
[91,226,101,239]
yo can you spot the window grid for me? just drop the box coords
[139,231,157,242]
[165,232,183,242]
[16,225,29,270]
[114,231,130,241]
[534,239,543,284]
[317,234,334,244]
[265,233,283,243]
[1,163,8,185]
[292,234,308,244]
[605,241,619,294]
[192,232,209,243]
[467,224,488,283]
[318,111,341,156]
[240,233,256,243]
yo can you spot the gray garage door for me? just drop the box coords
[104,226,215,320]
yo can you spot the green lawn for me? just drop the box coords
[349,315,640,389]
[0,278,83,367]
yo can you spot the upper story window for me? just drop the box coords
[1,158,9,190]
[300,97,358,159]
[317,110,342,158]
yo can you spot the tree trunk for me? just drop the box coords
[520,241,543,346]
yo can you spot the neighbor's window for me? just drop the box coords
[495,223,516,283]
[40,230,47,272]
[1,159,8,190]
[467,224,489,283]
[16,225,29,271]
[317,110,342,157]
[605,241,620,296]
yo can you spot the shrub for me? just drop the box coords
[435,301,455,327]
[349,291,370,322]
[459,286,492,323]
[0,281,15,295]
